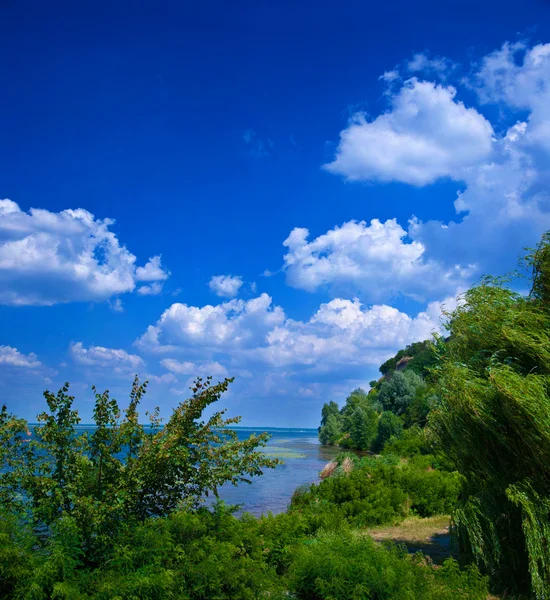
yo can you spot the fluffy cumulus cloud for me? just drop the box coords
[161,358,228,378]
[323,78,494,185]
[255,296,452,375]
[136,293,453,407]
[137,293,285,352]
[135,256,170,282]
[0,345,43,369]
[70,342,144,372]
[0,345,57,384]
[473,42,550,152]
[316,40,550,297]
[283,218,474,301]
[208,274,244,298]
[0,200,170,306]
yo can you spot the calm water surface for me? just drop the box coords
[216,427,341,515]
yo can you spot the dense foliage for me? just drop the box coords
[0,500,489,599]
[0,377,279,570]
[318,354,434,452]
[0,374,489,599]
[379,340,437,377]
[430,232,550,598]
[291,452,461,527]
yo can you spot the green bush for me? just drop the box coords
[288,530,488,600]
[378,370,425,416]
[382,425,431,456]
[292,457,460,526]
[398,461,462,516]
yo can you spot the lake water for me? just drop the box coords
[26,425,341,516]
[215,427,342,515]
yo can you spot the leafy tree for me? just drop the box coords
[378,370,425,415]
[319,400,340,429]
[0,376,279,566]
[319,414,343,446]
[373,411,403,453]
[348,406,378,451]
[340,388,369,417]
[404,391,438,428]
[430,232,550,598]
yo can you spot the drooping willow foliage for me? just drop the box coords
[430,232,550,598]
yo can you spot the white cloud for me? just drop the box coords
[135,256,170,282]
[137,293,285,352]
[137,282,163,296]
[160,359,196,374]
[0,200,170,306]
[406,52,456,79]
[208,274,244,298]
[253,296,451,373]
[144,372,177,385]
[324,78,494,185]
[321,41,550,290]
[161,358,228,378]
[137,292,454,396]
[283,218,474,301]
[473,42,550,152]
[379,70,400,83]
[134,291,459,423]
[70,342,144,372]
[0,345,43,369]
[109,298,124,312]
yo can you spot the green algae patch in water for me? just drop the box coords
[262,446,306,459]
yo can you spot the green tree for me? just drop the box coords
[378,370,425,416]
[340,388,369,416]
[319,414,343,446]
[430,232,550,598]
[349,406,378,451]
[319,400,340,429]
[373,411,403,453]
[0,376,279,567]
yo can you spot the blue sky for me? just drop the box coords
[2,0,550,426]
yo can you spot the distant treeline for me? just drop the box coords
[318,339,437,452]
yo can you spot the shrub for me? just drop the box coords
[292,457,460,527]
[288,530,488,600]
[383,425,431,457]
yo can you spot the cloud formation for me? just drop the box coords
[283,218,474,301]
[137,282,164,296]
[136,256,170,282]
[137,293,285,353]
[320,40,550,294]
[138,293,452,396]
[0,200,170,306]
[0,345,43,369]
[324,78,494,185]
[70,342,144,372]
[208,274,244,298]
[161,358,228,378]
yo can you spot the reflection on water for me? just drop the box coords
[213,428,341,516]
